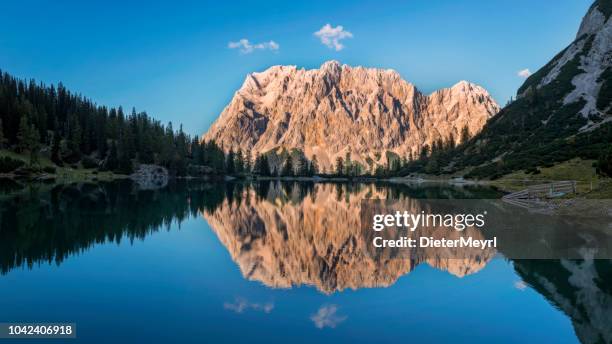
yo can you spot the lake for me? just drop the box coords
[0,179,610,343]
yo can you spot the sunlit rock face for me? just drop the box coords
[202,183,494,293]
[203,61,499,170]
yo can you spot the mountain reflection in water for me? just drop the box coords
[0,179,610,343]
[203,182,498,293]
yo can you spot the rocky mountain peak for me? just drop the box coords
[320,59,341,73]
[577,1,610,38]
[517,0,611,124]
[204,61,499,171]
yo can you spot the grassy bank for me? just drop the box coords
[487,158,612,198]
[0,150,128,183]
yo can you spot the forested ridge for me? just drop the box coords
[0,69,229,175]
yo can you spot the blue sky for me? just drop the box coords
[0,0,592,136]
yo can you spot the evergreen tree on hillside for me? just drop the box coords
[105,142,118,171]
[67,113,82,157]
[17,116,40,166]
[51,132,62,165]
[191,137,202,164]
[253,154,271,176]
[460,125,471,144]
[139,130,155,164]
[335,157,344,176]
[117,141,133,174]
[253,154,263,175]
[297,154,309,176]
[226,149,236,174]
[420,145,430,159]
[596,151,612,177]
[282,155,294,176]
[310,155,319,176]
[0,119,6,149]
[28,124,41,167]
[344,151,352,176]
[235,149,244,174]
[447,132,456,150]
[244,149,252,174]
[16,116,30,153]
[203,140,225,172]
[260,155,270,176]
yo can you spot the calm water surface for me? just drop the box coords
[0,180,610,343]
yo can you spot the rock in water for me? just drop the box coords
[130,164,169,190]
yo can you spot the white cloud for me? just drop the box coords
[228,39,280,54]
[517,68,532,78]
[314,24,353,51]
[514,280,528,291]
[224,297,274,313]
[310,304,347,329]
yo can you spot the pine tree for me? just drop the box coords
[139,131,154,164]
[391,158,400,173]
[460,125,471,144]
[226,149,236,174]
[67,113,82,156]
[596,151,612,177]
[106,142,118,171]
[375,165,385,177]
[447,132,456,150]
[335,157,344,176]
[121,125,136,160]
[117,139,133,174]
[310,155,319,176]
[51,131,62,165]
[205,140,225,172]
[420,145,430,159]
[235,149,244,173]
[244,149,252,173]
[259,155,271,176]
[160,122,175,167]
[297,154,309,176]
[28,124,41,167]
[191,137,202,164]
[17,116,30,153]
[17,117,40,166]
[344,151,352,176]
[0,119,6,149]
[95,111,108,158]
[254,153,269,175]
[282,155,294,176]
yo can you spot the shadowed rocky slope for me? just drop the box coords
[456,0,612,178]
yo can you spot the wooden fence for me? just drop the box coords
[503,180,577,201]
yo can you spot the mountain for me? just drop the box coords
[203,61,499,172]
[453,0,612,179]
